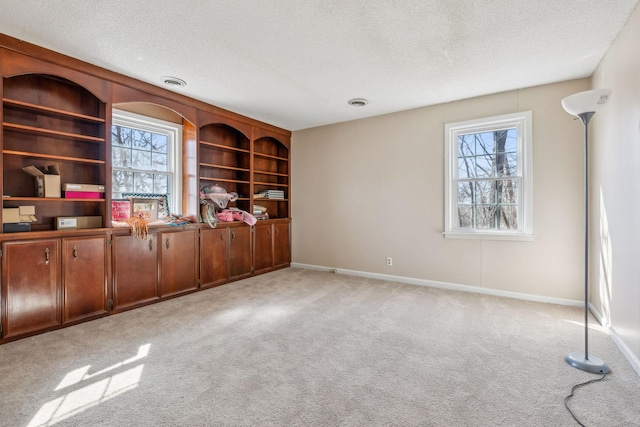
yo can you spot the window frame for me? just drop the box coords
[444,111,533,241]
[111,109,182,215]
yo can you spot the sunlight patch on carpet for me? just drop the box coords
[564,320,607,332]
[27,344,150,427]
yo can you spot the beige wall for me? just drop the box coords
[591,3,640,366]
[291,78,590,301]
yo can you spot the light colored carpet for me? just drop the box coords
[0,267,638,426]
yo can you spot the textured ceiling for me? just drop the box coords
[0,0,638,131]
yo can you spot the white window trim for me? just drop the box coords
[444,111,533,241]
[112,109,182,214]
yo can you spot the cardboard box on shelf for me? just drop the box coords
[3,223,31,233]
[2,208,20,223]
[62,183,105,199]
[62,183,105,192]
[55,216,102,230]
[2,206,37,223]
[63,191,104,199]
[22,165,61,198]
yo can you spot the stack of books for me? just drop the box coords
[254,189,285,200]
[253,204,269,220]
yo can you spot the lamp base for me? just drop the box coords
[565,352,611,374]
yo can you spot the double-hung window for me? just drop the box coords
[111,110,182,214]
[444,111,533,240]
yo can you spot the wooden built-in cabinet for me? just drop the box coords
[228,225,252,280]
[254,223,274,274]
[200,223,253,287]
[273,221,291,269]
[62,235,109,324]
[254,220,291,274]
[1,233,108,339]
[0,35,291,343]
[112,228,199,312]
[1,239,60,339]
[111,233,160,312]
[200,227,229,288]
[159,229,199,298]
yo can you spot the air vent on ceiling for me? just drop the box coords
[161,76,187,88]
[348,98,368,107]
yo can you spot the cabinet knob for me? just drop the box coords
[149,238,153,251]
[44,247,50,264]
[220,233,224,241]
[231,231,235,240]
[165,238,170,249]
[73,245,78,259]
[275,227,279,235]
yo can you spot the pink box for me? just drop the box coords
[64,191,104,199]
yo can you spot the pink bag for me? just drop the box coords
[215,210,234,222]
[231,210,244,221]
[216,209,257,225]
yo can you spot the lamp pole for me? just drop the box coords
[579,111,593,362]
[561,89,611,374]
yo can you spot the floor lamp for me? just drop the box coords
[561,88,611,374]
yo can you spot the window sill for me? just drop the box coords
[443,231,534,242]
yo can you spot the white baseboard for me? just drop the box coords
[292,262,640,377]
[608,328,640,377]
[589,304,640,377]
[290,262,582,306]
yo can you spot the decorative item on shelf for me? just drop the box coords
[125,216,148,240]
[122,193,170,219]
[200,184,238,209]
[111,200,131,222]
[162,213,192,227]
[130,199,159,220]
[200,184,239,228]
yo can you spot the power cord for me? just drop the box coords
[564,373,607,426]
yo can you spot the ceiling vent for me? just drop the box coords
[161,76,187,88]
[347,98,368,107]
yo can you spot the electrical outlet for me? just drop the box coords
[386,257,392,266]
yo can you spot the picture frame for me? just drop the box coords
[131,198,159,220]
[122,193,170,219]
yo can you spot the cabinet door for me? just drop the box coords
[200,227,228,288]
[1,239,61,339]
[159,230,198,298]
[229,226,252,280]
[62,235,108,324]
[253,223,273,274]
[112,234,159,311]
[273,223,291,268]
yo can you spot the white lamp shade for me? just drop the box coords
[561,89,611,116]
